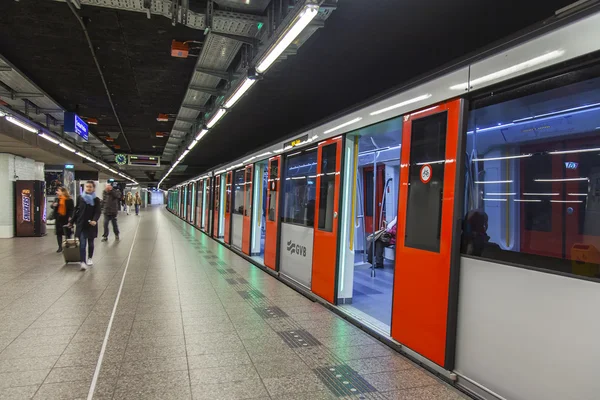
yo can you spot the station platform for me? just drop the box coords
[0,206,466,400]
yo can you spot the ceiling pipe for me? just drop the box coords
[65,0,132,151]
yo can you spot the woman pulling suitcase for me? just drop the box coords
[70,181,102,271]
[51,187,74,253]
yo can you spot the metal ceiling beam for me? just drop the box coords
[0,90,44,98]
[51,0,263,37]
[188,85,224,96]
[181,104,208,112]
[0,66,11,71]
[195,68,235,81]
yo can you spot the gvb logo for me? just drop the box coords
[286,240,307,257]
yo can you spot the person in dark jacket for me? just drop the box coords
[101,183,121,241]
[51,187,74,253]
[71,181,101,271]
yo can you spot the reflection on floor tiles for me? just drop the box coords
[0,206,467,400]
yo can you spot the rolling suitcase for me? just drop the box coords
[62,226,80,264]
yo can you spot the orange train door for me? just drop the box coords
[242,165,254,255]
[264,156,281,270]
[311,136,343,304]
[391,99,463,368]
[213,177,221,238]
[224,171,233,244]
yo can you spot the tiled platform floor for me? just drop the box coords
[0,206,468,400]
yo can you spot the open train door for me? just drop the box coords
[391,98,463,368]
[242,165,254,255]
[264,156,281,270]
[206,177,213,236]
[224,171,233,245]
[311,136,343,304]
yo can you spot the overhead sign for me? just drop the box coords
[65,164,74,169]
[128,155,160,167]
[63,112,89,141]
[420,164,432,184]
[284,134,309,149]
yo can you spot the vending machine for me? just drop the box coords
[15,180,47,237]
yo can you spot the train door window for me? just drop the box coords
[404,112,447,253]
[244,168,253,217]
[251,160,269,262]
[318,144,337,232]
[268,159,279,221]
[463,70,600,281]
[279,149,318,288]
[337,116,403,333]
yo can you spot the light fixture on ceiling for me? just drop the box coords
[39,132,60,144]
[206,108,226,129]
[370,94,432,116]
[450,50,565,91]
[324,117,363,134]
[0,110,6,117]
[475,180,513,184]
[224,78,256,108]
[256,4,319,73]
[195,129,208,141]
[534,177,588,182]
[188,140,199,150]
[6,116,38,133]
[59,142,76,153]
[472,153,532,162]
[548,147,600,155]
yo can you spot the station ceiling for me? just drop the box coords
[0,0,574,187]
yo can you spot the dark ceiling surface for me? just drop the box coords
[0,0,207,156]
[0,0,576,187]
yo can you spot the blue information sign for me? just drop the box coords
[64,112,89,141]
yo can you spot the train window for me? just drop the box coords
[405,112,447,253]
[318,144,337,232]
[233,169,245,215]
[268,159,278,222]
[225,173,231,213]
[463,74,600,281]
[281,150,318,226]
[244,168,253,217]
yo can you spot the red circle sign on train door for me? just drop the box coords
[420,164,432,184]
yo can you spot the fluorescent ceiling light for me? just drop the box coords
[195,129,208,141]
[6,116,38,133]
[486,193,516,196]
[188,140,199,150]
[225,78,256,108]
[483,198,507,202]
[415,160,446,165]
[256,4,319,73]
[450,50,565,90]
[411,106,439,116]
[475,180,513,184]
[207,108,226,128]
[370,94,432,116]
[256,152,272,158]
[59,142,76,153]
[551,200,583,203]
[514,199,541,202]
[534,177,588,182]
[0,110,6,117]
[548,147,600,155]
[514,102,600,123]
[472,122,515,133]
[39,132,60,144]
[523,193,559,196]
[568,193,588,196]
[324,117,363,134]
[472,154,532,162]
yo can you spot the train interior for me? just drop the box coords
[464,74,600,278]
[338,116,403,333]
[251,161,268,263]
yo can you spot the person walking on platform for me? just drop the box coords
[101,183,121,242]
[71,181,101,271]
[125,192,133,215]
[51,187,74,253]
[134,192,142,216]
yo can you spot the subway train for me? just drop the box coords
[167,6,600,400]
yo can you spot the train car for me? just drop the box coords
[167,6,600,400]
